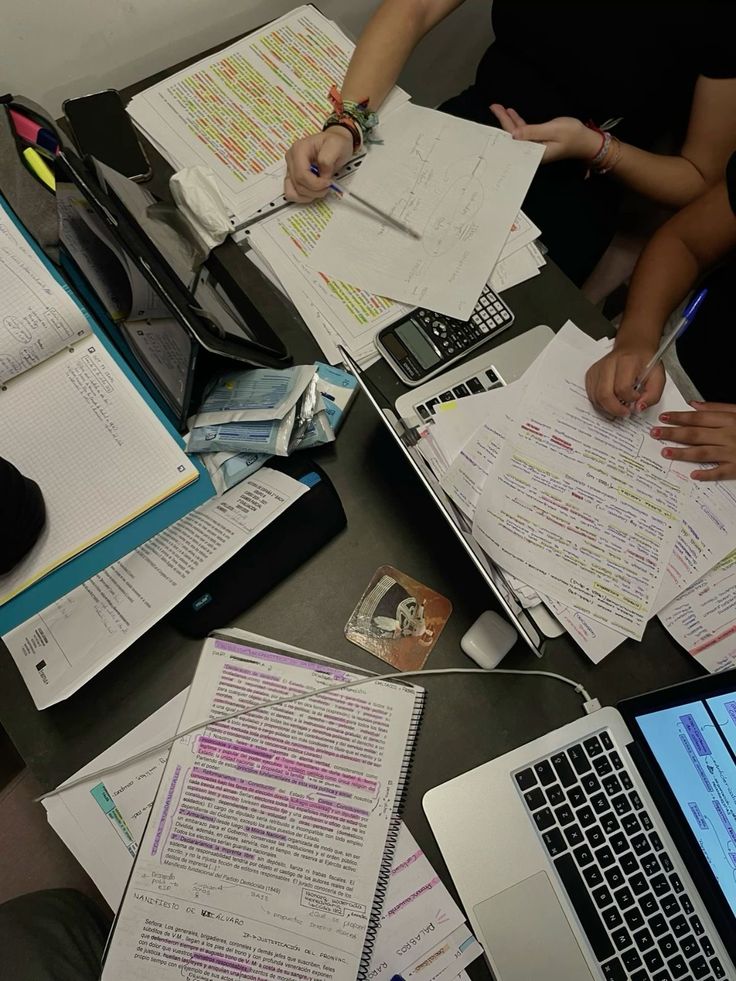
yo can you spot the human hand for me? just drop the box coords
[650,402,736,480]
[284,127,354,203]
[585,343,666,418]
[490,105,600,163]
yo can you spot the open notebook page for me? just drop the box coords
[0,196,91,383]
[0,338,197,605]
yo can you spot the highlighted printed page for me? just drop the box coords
[128,6,409,224]
[248,181,412,367]
[101,637,424,981]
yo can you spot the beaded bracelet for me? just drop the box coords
[322,85,379,152]
[596,135,623,175]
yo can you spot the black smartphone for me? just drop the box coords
[63,89,152,182]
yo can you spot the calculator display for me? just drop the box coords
[395,321,441,369]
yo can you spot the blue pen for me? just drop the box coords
[309,164,421,239]
[633,287,708,393]
[390,975,406,981]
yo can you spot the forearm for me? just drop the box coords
[608,143,708,209]
[617,228,701,349]
[341,0,462,109]
[617,177,736,348]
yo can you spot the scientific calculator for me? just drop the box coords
[375,285,514,386]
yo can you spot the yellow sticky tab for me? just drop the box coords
[437,401,458,412]
[23,147,55,191]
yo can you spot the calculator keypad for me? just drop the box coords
[413,286,511,360]
[382,284,514,385]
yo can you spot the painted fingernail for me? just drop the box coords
[659,413,670,422]
[636,401,648,412]
[662,448,672,458]
[651,428,661,438]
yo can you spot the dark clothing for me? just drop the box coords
[0,457,45,574]
[675,152,736,403]
[0,889,110,981]
[483,0,735,147]
[441,1,736,285]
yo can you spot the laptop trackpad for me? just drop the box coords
[474,871,594,981]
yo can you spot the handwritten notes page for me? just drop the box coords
[101,636,424,981]
[3,468,306,708]
[473,324,695,640]
[371,824,481,981]
[128,6,408,225]
[309,104,544,319]
[0,196,92,383]
[0,340,197,607]
[660,549,736,673]
[247,182,412,367]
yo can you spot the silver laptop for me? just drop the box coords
[344,325,555,660]
[424,671,736,981]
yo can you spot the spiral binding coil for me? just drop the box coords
[358,687,426,980]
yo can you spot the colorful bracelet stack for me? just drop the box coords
[585,121,623,177]
[322,85,378,152]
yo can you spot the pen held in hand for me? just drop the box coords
[633,287,708,394]
[309,164,421,240]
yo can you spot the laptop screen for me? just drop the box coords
[634,689,736,918]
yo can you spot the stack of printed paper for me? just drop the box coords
[44,659,481,980]
[127,6,409,227]
[424,322,736,670]
[244,175,544,369]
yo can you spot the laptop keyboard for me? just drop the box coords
[515,731,728,981]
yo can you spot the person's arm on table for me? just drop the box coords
[284,0,466,202]
[585,176,736,416]
[586,176,736,480]
[491,76,736,209]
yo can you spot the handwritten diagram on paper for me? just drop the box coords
[247,182,412,366]
[0,198,91,383]
[309,104,544,319]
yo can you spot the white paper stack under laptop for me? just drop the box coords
[127,6,410,228]
[423,323,736,668]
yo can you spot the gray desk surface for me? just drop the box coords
[0,40,702,980]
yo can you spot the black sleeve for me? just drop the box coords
[699,3,736,78]
[727,152,736,216]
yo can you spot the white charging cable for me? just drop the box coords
[37,665,599,802]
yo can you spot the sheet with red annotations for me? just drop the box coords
[101,633,424,981]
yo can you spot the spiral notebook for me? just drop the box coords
[100,630,425,981]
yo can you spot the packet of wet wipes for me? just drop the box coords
[187,404,298,455]
[201,450,270,494]
[193,365,315,427]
